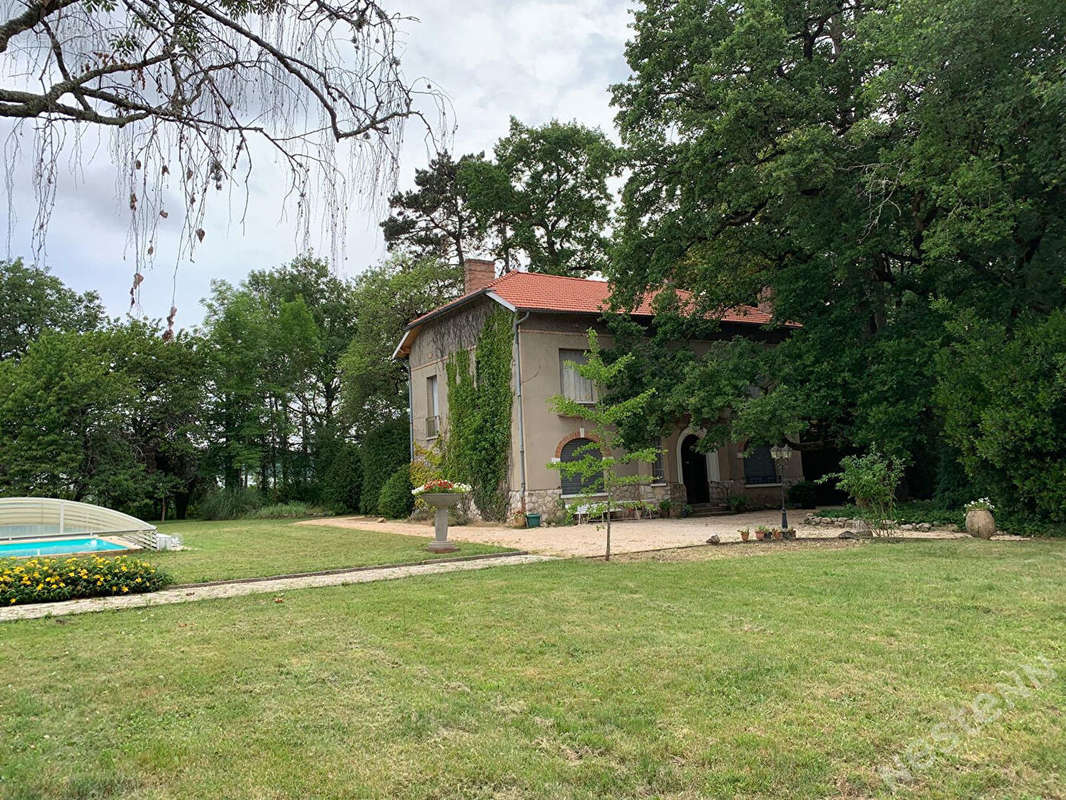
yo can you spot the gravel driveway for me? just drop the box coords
[302,509,967,558]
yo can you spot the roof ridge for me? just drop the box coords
[491,270,606,285]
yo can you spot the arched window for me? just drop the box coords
[559,438,603,496]
[744,445,778,485]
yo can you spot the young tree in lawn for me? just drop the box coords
[547,331,658,561]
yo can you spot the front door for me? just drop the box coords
[680,434,710,504]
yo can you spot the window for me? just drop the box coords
[560,350,596,405]
[426,375,439,438]
[743,445,778,485]
[559,438,603,496]
[652,444,665,484]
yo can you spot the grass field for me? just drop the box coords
[2,539,1064,799]
[144,518,509,583]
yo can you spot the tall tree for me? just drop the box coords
[339,255,462,434]
[0,258,103,360]
[380,151,489,265]
[610,0,1066,506]
[0,322,205,515]
[385,119,621,276]
[467,118,621,276]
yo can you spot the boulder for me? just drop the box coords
[706,534,722,545]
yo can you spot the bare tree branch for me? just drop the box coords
[0,0,447,298]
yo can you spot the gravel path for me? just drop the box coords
[303,509,970,558]
[0,553,552,623]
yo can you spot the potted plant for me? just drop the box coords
[964,498,996,539]
[739,528,751,542]
[772,528,783,541]
[658,499,672,519]
[411,480,472,552]
[754,525,770,541]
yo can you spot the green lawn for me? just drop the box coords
[143,518,509,583]
[2,540,1065,799]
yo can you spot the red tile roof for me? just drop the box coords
[407,271,779,328]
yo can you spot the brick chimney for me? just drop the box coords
[463,258,496,294]
[756,286,775,315]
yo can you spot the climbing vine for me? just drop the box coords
[443,309,514,520]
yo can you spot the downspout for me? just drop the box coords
[513,310,531,511]
[406,358,414,462]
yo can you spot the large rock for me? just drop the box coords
[965,509,995,539]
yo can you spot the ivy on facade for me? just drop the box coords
[443,309,514,520]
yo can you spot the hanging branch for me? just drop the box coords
[1,0,445,279]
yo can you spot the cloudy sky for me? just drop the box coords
[2,0,634,326]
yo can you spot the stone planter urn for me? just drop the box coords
[966,509,996,539]
[421,492,462,553]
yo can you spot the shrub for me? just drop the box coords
[820,450,904,536]
[378,466,414,519]
[197,488,265,520]
[359,417,410,514]
[787,481,818,509]
[0,555,172,606]
[245,502,329,519]
[727,495,750,513]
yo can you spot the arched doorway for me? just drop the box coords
[680,434,710,504]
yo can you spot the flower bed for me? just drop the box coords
[411,479,471,497]
[0,555,173,606]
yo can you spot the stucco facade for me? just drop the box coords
[398,268,804,521]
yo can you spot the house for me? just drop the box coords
[393,259,804,519]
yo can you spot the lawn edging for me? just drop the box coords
[172,548,528,589]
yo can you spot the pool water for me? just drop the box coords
[0,537,130,558]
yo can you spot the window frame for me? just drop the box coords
[558,349,597,406]
[651,443,666,485]
[425,374,440,439]
[743,444,780,487]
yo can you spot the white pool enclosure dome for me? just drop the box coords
[0,497,164,550]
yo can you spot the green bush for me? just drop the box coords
[377,466,414,519]
[787,481,818,509]
[727,495,750,513]
[0,555,172,606]
[245,502,329,519]
[360,417,410,514]
[936,310,1066,522]
[197,488,265,520]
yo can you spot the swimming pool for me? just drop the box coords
[0,537,130,558]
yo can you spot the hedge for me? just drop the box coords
[359,417,410,514]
